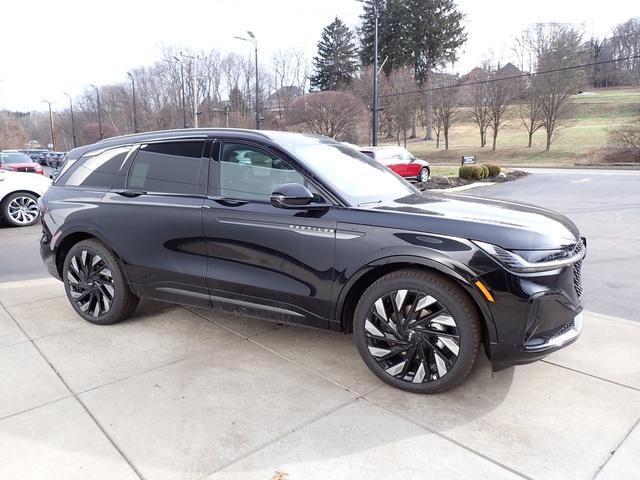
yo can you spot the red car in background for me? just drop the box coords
[359,146,430,183]
[0,152,44,175]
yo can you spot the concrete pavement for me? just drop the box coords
[464,168,640,322]
[1,278,638,480]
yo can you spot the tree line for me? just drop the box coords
[0,2,638,153]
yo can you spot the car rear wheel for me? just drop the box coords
[63,239,139,325]
[2,192,39,227]
[353,269,481,393]
[418,167,430,183]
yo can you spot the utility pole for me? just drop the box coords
[235,31,260,129]
[42,99,56,150]
[173,56,188,128]
[127,72,139,133]
[355,0,379,145]
[89,84,103,140]
[180,53,199,128]
[62,92,76,148]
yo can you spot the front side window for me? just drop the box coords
[288,143,417,206]
[64,146,130,188]
[218,143,304,201]
[128,142,205,195]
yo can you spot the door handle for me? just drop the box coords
[113,189,147,198]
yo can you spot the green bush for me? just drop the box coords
[459,165,475,179]
[486,164,501,177]
[472,165,485,180]
[481,164,490,178]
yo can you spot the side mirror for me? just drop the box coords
[270,183,330,210]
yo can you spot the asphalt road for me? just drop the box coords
[464,168,640,322]
[1,168,637,321]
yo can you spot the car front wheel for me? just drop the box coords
[63,239,139,325]
[353,269,481,393]
[1,192,40,227]
[418,167,430,183]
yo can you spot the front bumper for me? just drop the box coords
[478,244,585,370]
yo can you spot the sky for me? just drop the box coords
[0,0,637,112]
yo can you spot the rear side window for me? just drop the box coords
[64,146,130,188]
[127,142,205,195]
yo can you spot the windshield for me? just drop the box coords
[1,153,32,164]
[288,143,417,206]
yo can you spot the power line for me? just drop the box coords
[375,54,640,100]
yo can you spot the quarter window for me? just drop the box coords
[218,143,305,201]
[127,142,205,195]
[64,146,130,188]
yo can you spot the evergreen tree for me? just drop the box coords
[310,17,359,91]
[358,0,466,139]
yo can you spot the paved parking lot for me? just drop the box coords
[1,169,639,479]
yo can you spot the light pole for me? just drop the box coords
[89,84,103,140]
[235,31,260,130]
[42,99,56,150]
[172,56,188,128]
[356,0,380,146]
[62,92,76,148]
[126,72,139,133]
[180,53,199,128]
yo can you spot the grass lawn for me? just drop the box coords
[381,87,640,167]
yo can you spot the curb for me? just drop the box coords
[440,182,496,192]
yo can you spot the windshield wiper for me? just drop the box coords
[358,200,383,206]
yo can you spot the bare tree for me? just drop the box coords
[519,77,544,147]
[610,18,640,85]
[522,24,586,151]
[487,67,515,150]
[385,68,419,147]
[0,113,28,149]
[470,66,492,147]
[287,91,365,143]
[432,84,458,149]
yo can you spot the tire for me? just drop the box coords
[63,239,139,325]
[353,269,481,393]
[417,167,430,183]
[1,192,40,227]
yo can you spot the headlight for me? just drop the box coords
[473,240,584,273]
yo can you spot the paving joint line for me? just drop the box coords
[541,360,640,392]
[361,394,533,480]
[0,297,145,480]
[592,416,640,479]
[0,395,73,422]
[202,397,360,478]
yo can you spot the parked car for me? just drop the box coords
[360,146,430,183]
[0,168,51,226]
[0,152,44,175]
[21,149,49,165]
[39,129,585,393]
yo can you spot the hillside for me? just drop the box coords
[392,87,640,166]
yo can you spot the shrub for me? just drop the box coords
[480,164,490,178]
[486,164,501,177]
[471,165,485,180]
[459,165,475,179]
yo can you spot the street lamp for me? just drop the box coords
[179,53,199,128]
[356,0,380,146]
[235,31,260,130]
[172,56,188,128]
[89,84,103,140]
[126,72,139,133]
[42,99,56,151]
[62,92,76,148]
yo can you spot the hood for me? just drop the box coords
[0,170,51,195]
[368,192,579,250]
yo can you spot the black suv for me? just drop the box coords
[40,129,585,393]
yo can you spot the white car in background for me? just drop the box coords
[0,170,51,227]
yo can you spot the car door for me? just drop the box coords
[100,140,210,307]
[202,140,337,328]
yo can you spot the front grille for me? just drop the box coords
[551,318,575,339]
[572,241,584,298]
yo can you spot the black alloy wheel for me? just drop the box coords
[354,269,480,393]
[63,239,139,325]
